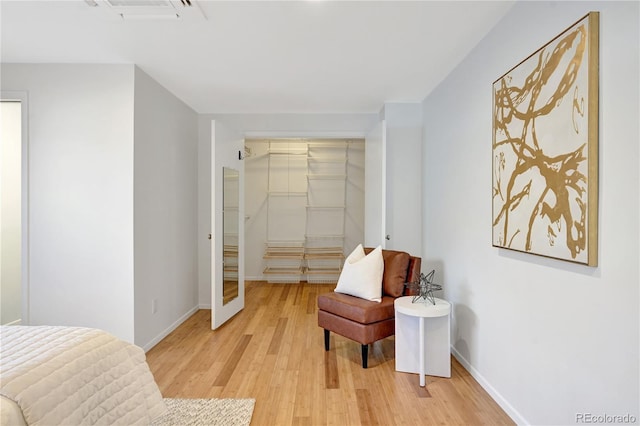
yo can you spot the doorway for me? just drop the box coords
[1,96,27,325]
[243,138,365,283]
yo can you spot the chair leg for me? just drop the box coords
[361,344,368,368]
[324,329,330,351]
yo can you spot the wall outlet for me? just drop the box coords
[151,299,158,314]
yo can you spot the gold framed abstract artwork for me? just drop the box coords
[492,12,599,266]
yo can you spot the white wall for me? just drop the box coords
[197,113,376,305]
[421,2,639,425]
[133,67,199,349]
[0,100,22,324]
[1,64,136,341]
[204,113,378,139]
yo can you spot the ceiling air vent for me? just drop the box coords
[94,0,205,21]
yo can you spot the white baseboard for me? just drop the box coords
[142,306,199,353]
[199,303,211,309]
[3,319,22,326]
[451,346,528,425]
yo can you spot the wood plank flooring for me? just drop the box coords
[146,281,514,425]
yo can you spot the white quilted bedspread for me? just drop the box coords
[0,326,166,425]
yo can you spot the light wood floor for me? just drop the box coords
[146,281,514,426]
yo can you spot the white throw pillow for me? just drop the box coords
[334,244,384,303]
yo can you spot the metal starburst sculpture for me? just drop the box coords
[405,270,442,305]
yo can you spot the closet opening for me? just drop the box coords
[244,138,365,285]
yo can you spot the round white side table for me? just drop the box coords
[394,296,451,387]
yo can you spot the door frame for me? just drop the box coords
[1,91,30,325]
[364,119,387,248]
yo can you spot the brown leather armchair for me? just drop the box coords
[317,248,421,368]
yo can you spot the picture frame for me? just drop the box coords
[492,12,599,266]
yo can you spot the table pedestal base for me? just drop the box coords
[395,302,451,385]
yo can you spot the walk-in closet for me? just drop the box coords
[244,139,365,284]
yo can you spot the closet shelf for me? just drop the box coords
[264,253,304,260]
[306,174,346,180]
[304,252,344,259]
[305,234,344,238]
[305,245,344,251]
[265,240,305,247]
[306,205,345,209]
[268,150,308,156]
[307,141,349,148]
[264,266,305,273]
[307,156,347,163]
[267,191,307,197]
[305,267,342,273]
[305,248,344,255]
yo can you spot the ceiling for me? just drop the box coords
[0,0,514,114]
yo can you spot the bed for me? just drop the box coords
[0,325,166,425]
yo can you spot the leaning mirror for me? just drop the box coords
[223,167,239,305]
